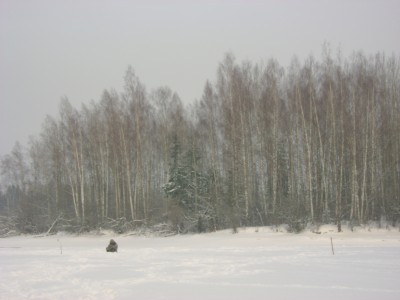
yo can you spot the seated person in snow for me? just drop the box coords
[106,239,118,252]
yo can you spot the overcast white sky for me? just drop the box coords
[1,0,399,158]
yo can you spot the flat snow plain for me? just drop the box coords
[1,226,400,300]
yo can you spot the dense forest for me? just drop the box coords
[1,49,399,234]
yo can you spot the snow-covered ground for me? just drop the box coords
[1,226,400,300]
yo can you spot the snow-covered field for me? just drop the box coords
[1,226,400,300]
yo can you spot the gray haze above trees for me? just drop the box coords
[1,50,399,234]
[1,0,400,159]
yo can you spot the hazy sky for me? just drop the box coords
[1,0,399,158]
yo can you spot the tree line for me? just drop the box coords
[1,49,399,234]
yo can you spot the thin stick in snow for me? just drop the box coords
[330,237,335,255]
[57,239,63,255]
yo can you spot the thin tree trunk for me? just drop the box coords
[298,84,314,221]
